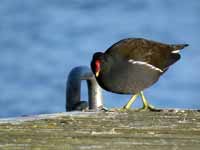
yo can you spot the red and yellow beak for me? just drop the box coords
[95,60,101,77]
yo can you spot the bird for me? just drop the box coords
[91,38,189,111]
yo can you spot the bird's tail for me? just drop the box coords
[172,44,189,50]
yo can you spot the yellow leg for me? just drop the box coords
[122,94,139,110]
[139,91,156,111]
[99,94,139,112]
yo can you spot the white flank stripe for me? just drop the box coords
[128,59,163,72]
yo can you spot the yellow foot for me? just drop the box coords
[138,104,161,112]
[139,91,161,111]
[119,107,130,112]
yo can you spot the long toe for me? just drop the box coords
[122,105,131,110]
[148,105,162,111]
[138,104,161,112]
[112,106,137,112]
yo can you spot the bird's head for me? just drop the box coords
[91,52,105,78]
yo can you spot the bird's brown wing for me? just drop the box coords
[105,38,187,71]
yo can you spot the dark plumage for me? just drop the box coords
[91,38,189,110]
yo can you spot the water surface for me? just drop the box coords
[0,0,199,117]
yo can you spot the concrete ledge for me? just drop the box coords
[0,110,200,150]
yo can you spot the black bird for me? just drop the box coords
[91,38,189,110]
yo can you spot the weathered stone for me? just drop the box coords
[0,110,199,150]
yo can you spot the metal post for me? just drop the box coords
[66,66,103,111]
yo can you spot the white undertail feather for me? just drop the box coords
[128,59,163,73]
[171,50,180,54]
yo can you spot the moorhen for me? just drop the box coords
[91,38,188,110]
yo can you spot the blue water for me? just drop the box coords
[0,0,199,118]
